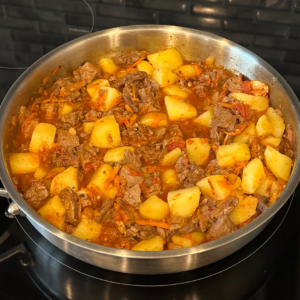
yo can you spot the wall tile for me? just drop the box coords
[257,10,300,25]
[6,6,65,23]
[0,16,39,32]
[40,20,90,36]
[1,0,33,7]
[226,0,263,7]
[290,27,300,39]
[224,20,287,37]
[285,51,300,64]
[249,46,285,61]
[254,36,300,51]
[96,4,156,22]
[159,12,222,29]
[34,0,90,15]
[193,3,255,20]
[126,0,188,13]
[221,31,253,46]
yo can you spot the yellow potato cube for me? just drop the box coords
[50,167,78,195]
[256,115,273,137]
[172,232,204,248]
[87,164,118,200]
[37,195,66,230]
[87,79,110,97]
[9,153,40,174]
[186,138,211,166]
[29,123,56,153]
[241,158,266,194]
[168,186,201,218]
[103,146,135,163]
[162,85,189,99]
[137,61,154,75]
[194,111,214,128]
[99,57,119,74]
[231,93,269,112]
[161,169,178,186]
[72,219,102,243]
[229,195,258,225]
[264,146,292,181]
[83,122,95,134]
[152,68,179,87]
[265,107,285,138]
[233,122,256,143]
[227,173,241,190]
[165,96,197,121]
[34,165,52,179]
[140,112,169,127]
[251,80,269,96]
[263,136,281,147]
[196,175,232,200]
[216,143,251,167]
[255,176,273,197]
[58,102,73,116]
[90,115,121,148]
[139,195,169,221]
[131,236,164,251]
[205,56,215,65]
[173,65,196,77]
[147,49,183,70]
[91,87,122,112]
[161,148,182,166]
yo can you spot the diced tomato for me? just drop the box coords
[84,162,93,172]
[166,140,186,151]
[241,80,252,94]
[129,169,142,176]
[235,103,250,119]
[152,178,162,184]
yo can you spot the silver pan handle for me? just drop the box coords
[0,188,10,198]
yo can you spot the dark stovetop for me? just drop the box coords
[0,1,300,299]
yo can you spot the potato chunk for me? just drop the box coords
[50,167,78,195]
[233,122,256,143]
[162,85,189,99]
[139,195,169,221]
[58,102,73,116]
[91,87,122,112]
[165,96,197,121]
[83,122,95,134]
[132,236,164,251]
[72,219,102,243]
[161,169,178,187]
[161,148,182,166]
[137,61,154,75]
[87,79,110,97]
[99,57,119,74]
[87,164,118,200]
[229,195,258,225]
[90,115,121,148]
[103,146,135,163]
[140,112,168,128]
[172,232,204,248]
[168,186,201,218]
[29,123,56,153]
[152,68,179,87]
[147,49,183,70]
[173,65,196,77]
[34,165,52,179]
[9,153,40,174]
[216,143,251,167]
[186,138,211,166]
[241,158,266,194]
[256,115,273,137]
[37,195,66,230]
[196,175,232,200]
[231,93,269,112]
[255,176,273,197]
[265,107,285,138]
[194,111,214,128]
[264,146,292,181]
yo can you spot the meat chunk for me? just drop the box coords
[206,215,236,240]
[112,71,148,89]
[84,110,102,121]
[123,184,142,208]
[56,129,79,148]
[95,199,115,223]
[119,149,142,169]
[256,195,269,213]
[113,51,146,69]
[60,187,79,225]
[23,182,49,208]
[119,166,144,188]
[175,153,190,182]
[136,143,162,163]
[73,62,100,84]
[77,141,99,170]
[60,111,83,127]
[183,164,205,188]
[17,106,31,126]
[226,75,243,93]
[142,170,161,198]
[126,224,157,240]
[122,85,139,112]
[52,146,80,168]
[165,125,184,140]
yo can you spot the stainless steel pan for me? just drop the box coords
[0,25,299,274]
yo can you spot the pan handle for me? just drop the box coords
[0,188,10,198]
